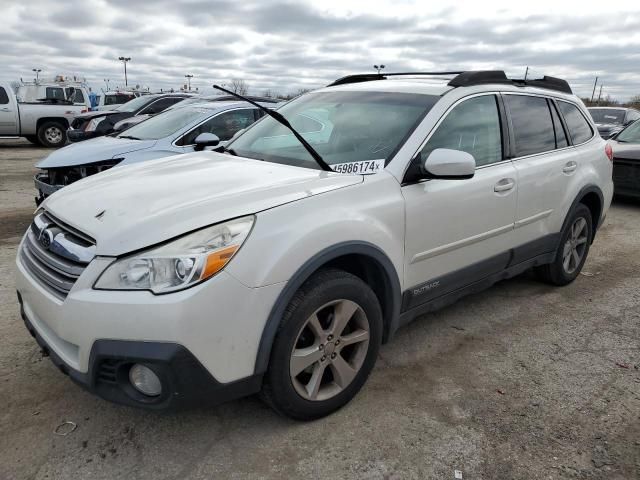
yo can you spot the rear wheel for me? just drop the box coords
[261,269,382,420]
[535,203,593,285]
[37,122,67,148]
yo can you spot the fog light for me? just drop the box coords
[129,364,162,397]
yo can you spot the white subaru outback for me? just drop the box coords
[16,71,613,420]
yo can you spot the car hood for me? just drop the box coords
[42,152,363,255]
[75,110,120,120]
[609,140,640,160]
[37,136,157,168]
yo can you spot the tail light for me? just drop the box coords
[605,144,613,162]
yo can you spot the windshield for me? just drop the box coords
[228,91,438,170]
[115,95,155,112]
[117,106,208,140]
[589,109,625,125]
[616,120,640,143]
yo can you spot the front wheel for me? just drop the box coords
[535,203,593,285]
[37,122,67,148]
[261,269,382,420]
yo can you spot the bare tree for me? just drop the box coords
[229,79,249,96]
[627,95,640,109]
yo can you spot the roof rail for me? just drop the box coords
[328,71,464,87]
[448,71,572,94]
[327,70,572,94]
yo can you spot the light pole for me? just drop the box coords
[590,77,599,103]
[185,74,193,90]
[32,68,41,83]
[524,66,529,81]
[118,56,131,87]
[373,64,386,74]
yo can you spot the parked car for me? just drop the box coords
[588,107,640,139]
[94,90,141,111]
[608,120,640,198]
[34,101,264,203]
[16,70,613,419]
[0,82,89,147]
[67,93,193,142]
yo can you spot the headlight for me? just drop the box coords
[94,216,254,294]
[85,116,106,132]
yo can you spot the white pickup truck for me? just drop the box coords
[0,82,89,147]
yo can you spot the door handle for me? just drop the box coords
[0,107,10,112]
[494,178,515,192]
[563,161,578,174]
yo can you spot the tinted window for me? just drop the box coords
[588,108,625,125]
[105,94,135,105]
[0,87,8,104]
[178,109,256,145]
[506,95,556,157]
[140,97,183,114]
[558,102,593,144]
[418,95,502,167]
[550,102,568,148]
[118,106,208,140]
[45,87,66,101]
[616,120,640,143]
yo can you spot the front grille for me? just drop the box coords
[96,359,120,385]
[20,211,95,299]
[41,160,122,188]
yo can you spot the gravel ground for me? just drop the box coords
[0,139,638,480]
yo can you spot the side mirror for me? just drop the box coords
[194,132,220,151]
[423,148,475,179]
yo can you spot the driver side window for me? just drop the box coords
[177,109,255,146]
[417,95,502,169]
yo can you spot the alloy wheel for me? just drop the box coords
[289,299,370,401]
[562,217,588,274]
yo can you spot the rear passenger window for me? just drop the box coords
[550,102,568,148]
[418,95,502,167]
[0,87,8,104]
[505,95,556,157]
[557,101,593,144]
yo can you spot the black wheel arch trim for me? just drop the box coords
[564,184,605,241]
[254,241,402,375]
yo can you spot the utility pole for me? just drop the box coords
[185,74,193,90]
[597,84,603,105]
[32,68,42,83]
[373,64,386,74]
[118,56,131,87]
[524,66,529,81]
[590,77,599,103]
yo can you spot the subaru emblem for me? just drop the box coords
[38,229,54,249]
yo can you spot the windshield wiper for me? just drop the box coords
[118,135,141,140]
[214,145,238,156]
[213,84,333,172]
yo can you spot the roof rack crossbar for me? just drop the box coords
[328,71,464,87]
[327,70,572,94]
[448,71,572,94]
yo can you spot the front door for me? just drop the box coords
[0,86,18,135]
[402,94,517,310]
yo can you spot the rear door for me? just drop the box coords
[504,94,583,261]
[402,94,518,309]
[0,86,18,135]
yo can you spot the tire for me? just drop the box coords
[535,203,593,286]
[37,122,67,148]
[24,135,41,145]
[261,268,383,420]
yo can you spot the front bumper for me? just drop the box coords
[34,173,63,205]
[15,240,285,407]
[18,291,261,409]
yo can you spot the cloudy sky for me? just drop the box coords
[3,0,640,100]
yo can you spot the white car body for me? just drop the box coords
[16,72,614,415]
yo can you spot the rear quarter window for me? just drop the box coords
[558,101,594,145]
[0,87,8,104]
